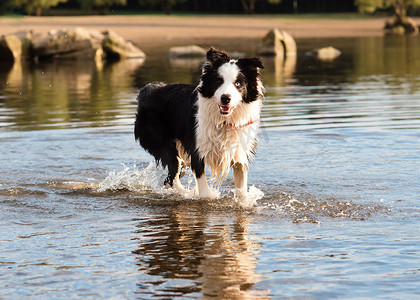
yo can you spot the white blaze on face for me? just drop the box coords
[214,61,242,115]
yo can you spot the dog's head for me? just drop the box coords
[198,47,264,116]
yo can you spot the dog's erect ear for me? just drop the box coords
[237,57,264,69]
[237,57,265,103]
[206,47,230,65]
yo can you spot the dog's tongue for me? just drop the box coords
[219,105,233,114]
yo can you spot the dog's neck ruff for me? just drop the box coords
[228,117,259,129]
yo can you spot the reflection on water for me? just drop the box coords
[1,35,419,131]
[1,36,420,299]
[261,52,296,86]
[261,35,420,131]
[0,58,143,130]
[133,207,264,299]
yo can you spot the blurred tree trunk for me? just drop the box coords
[0,0,5,15]
[192,0,198,11]
[163,0,173,14]
[384,0,419,34]
[240,0,256,14]
[99,5,109,15]
[393,0,407,23]
[35,6,42,16]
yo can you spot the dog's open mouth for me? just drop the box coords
[219,105,234,115]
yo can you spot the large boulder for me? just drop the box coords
[102,30,146,60]
[257,28,297,57]
[0,35,22,61]
[168,45,206,58]
[2,28,147,62]
[15,31,34,60]
[0,31,33,61]
[33,27,104,60]
[306,46,341,61]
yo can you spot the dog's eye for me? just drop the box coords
[235,81,242,87]
[216,78,223,84]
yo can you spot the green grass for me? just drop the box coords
[0,13,25,18]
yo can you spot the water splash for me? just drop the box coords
[97,162,161,193]
[260,190,390,223]
[231,186,265,208]
[97,163,264,208]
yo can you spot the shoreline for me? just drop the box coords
[2,14,415,47]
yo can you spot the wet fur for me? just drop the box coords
[134,48,264,197]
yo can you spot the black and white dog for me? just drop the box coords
[134,48,264,198]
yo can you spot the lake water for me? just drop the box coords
[0,36,419,299]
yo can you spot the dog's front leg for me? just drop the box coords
[194,172,213,198]
[233,162,248,195]
[191,154,212,198]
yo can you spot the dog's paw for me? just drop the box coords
[233,186,264,208]
[196,186,220,199]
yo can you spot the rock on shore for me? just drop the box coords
[306,46,341,61]
[33,28,104,60]
[257,28,297,57]
[168,45,206,58]
[0,31,34,61]
[102,30,146,60]
[0,27,146,62]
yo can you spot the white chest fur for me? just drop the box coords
[195,95,261,181]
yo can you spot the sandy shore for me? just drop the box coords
[1,14,418,48]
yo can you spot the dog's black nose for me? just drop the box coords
[221,94,231,105]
